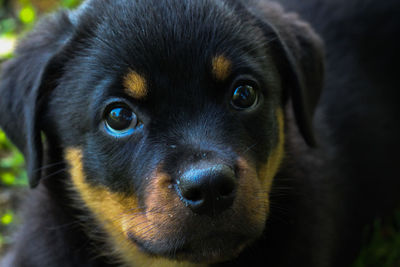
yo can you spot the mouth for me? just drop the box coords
[127,229,252,263]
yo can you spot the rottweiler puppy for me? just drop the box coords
[0,0,399,266]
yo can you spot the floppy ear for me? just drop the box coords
[0,11,75,187]
[240,1,325,146]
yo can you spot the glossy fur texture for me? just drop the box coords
[0,0,399,266]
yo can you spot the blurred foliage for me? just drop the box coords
[353,212,400,267]
[0,0,399,265]
[0,0,81,60]
[0,131,27,187]
[0,129,26,252]
[0,0,81,253]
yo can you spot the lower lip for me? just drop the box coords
[126,230,249,263]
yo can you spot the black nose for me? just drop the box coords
[177,163,237,216]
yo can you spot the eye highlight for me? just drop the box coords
[104,105,139,136]
[231,84,259,110]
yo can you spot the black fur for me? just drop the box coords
[0,0,399,266]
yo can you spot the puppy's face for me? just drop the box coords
[0,0,323,265]
[57,2,283,263]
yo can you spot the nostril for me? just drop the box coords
[177,170,205,204]
[210,165,236,198]
[216,175,236,197]
[181,186,203,202]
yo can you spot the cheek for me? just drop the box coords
[258,108,285,193]
[65,147,154,264]
[66,148,202,266]
[229,109,285,229]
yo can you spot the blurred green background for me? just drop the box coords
[0,0,399,265]
[0,0,81,255]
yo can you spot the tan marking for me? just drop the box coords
[123,70,147,99]
[236,157,268,224]
[259,108,285,192]
[65,148,201,267]
[212,55,232,81]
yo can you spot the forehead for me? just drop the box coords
[77,0,267,82]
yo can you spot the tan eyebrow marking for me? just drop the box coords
[212,55,232,81]
[123,70,147,99]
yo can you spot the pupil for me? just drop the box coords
[232,85,256,109]
[108,107,133,130]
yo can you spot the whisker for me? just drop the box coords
[241,142,258,155]
[32,161,66,173]
[40,168,67,180]
[138,224,159,238]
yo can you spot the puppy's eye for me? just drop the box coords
[231,85,258,110]
[105,106,138,135]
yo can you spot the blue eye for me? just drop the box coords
[231,85,258,110]
[104,106,139,136]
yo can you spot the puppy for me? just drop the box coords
[0,0,399,266]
